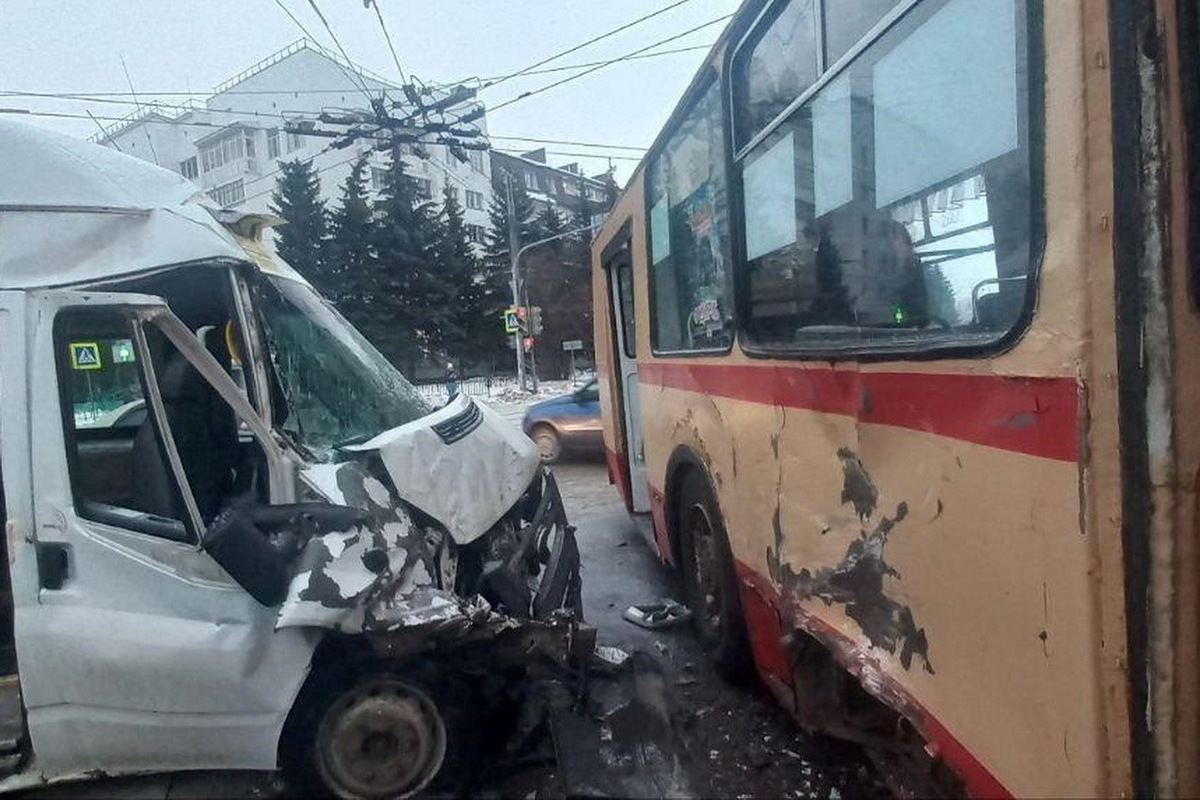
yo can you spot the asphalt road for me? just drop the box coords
[509,459,890,800]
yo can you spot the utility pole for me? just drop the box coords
[506,176,527,391]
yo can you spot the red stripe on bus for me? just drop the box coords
[734,559,1013,799]
[639,363,1079,463]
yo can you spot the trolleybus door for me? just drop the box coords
[607,247,650,513]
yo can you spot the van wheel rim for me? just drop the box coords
[316,677,447,799]
[686,503,723,637]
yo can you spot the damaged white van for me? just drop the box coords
[0,121,585,798]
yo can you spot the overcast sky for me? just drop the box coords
[0,0,741,185]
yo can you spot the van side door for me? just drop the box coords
[14,289,315,780]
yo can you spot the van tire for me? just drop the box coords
[282,661,477,799]
[677,469,751,682]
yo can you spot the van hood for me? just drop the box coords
[346,394,540,544]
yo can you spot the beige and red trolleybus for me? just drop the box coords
[593,0,1200,795]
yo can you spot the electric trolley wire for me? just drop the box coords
[368,0,408,86]
[0,43,715,103]
[303,0,377,100]
[269,0,376,103]
[487,13,731,114]
[495,148,641,162]
[0,107,651,161]
[482,0,697,89]
[489,135,645,152]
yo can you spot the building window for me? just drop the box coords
[646,80,734,353]
[467,224,486,244]
[524,171,537,190]
[733,0,1034,354]
[586,186,605,202]
[415,178,433,202]
[179,157,198,180]
[469,150,484,172]
[446,186,460,203]
[371,167,388,192]
[466,190,484,210]
[267,130,281,159]
[209,179,246,208]
[199,129,256,174]
[564,181,580,197]
[286,131,304,152]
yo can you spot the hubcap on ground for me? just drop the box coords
[316,677,447,800]
[687,503,723,638]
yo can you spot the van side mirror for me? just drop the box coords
[204,503,369,606]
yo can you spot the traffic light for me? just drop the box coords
[530,306,543,335]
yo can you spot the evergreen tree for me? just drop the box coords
[371,149,447,368]
[270,160,328,286]
[926,265,958,325]
[325,157,374,313]
[479,170,542,364]
[432,185,483,364]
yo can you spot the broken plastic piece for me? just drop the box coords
[593,645,630,669]
[622,600,692,629]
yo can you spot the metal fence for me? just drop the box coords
[413,375,524,405]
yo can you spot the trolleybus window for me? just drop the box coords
[823,0,902,68]
[646,79,735,353]
[734,0,1035,354]
[732,0,819,148]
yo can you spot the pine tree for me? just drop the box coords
[325,157,374,313]
[371,149,447,368]
[270,160,328,286]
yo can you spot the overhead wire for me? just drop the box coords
[0,43,716,102]
[368,0,408,86]
[487,14,731,114]
[302,0,377,101]
[489,135,644,152]
[482,0,696,89]
[269,0,376,103]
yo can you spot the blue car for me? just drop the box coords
[521,379,603,463]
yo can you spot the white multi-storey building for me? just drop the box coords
[94,40,494,249]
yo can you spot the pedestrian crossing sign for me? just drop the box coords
[504,307,521,334]
[70,342,102,370]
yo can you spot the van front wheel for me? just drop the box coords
[283,665,475,800]
[313,676,446,799]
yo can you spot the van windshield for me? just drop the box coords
[253,274,432,458]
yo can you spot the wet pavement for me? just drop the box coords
[491,459,890,800]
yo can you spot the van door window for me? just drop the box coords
[56,308,268,542]
[55,308,189,541]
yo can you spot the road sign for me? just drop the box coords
[561,339,583,352]
[503,307,520,334]
[70,342,102,370]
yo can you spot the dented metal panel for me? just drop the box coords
[347,394,540,545]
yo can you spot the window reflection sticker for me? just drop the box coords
[743,131,797,261]
[872,0,1018,207]
[650,197,671,265]
[813,75,853,216]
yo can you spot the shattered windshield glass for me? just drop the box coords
[253,274,432,458]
